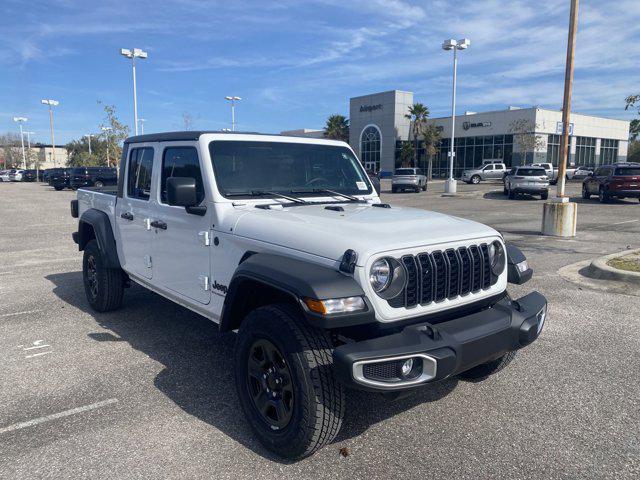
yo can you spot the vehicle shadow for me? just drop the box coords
[482,190,546,201]
[46,271,458,462]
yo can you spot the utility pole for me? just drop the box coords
[542,0,579,238]
[13,117,28,168]
[557,0,579,198]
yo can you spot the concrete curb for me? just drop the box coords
[588,249,640,286]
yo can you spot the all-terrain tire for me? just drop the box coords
[82,239,124,312]
[235,304,344,459]
[458,351,517,381]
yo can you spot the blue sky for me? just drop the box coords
[1,0,639,144]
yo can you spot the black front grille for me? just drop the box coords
[387,243,496,309]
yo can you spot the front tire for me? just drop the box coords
[598,187,609,203]
[541,190,549,200]
[508,185,515,199]
[54,186,64,191]
[458,351,517,381]
[471,175,480,184]
[82,239,124,312]
[235,304,344,459]
[582,184,590,199]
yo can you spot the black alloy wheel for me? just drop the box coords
[247,338,294,430]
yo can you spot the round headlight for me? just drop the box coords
[488,240,506,275]
[369,257,407,299]
[369,258,391,292]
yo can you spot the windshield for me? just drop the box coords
[395,169,415,175]
[209,141,372,198]
[517,168,546,176]
[614,167,640,176]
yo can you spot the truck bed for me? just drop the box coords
[77,187,117,221]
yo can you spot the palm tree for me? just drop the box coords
[324,114,350,142]
[405,103,429,167]
[422,123,441,180]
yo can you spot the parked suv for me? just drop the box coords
[70,131,546,459]
[582,163,640,203]
[50,168,73,190]
[462,163,506,184]
[504,166,549,200]
[22,169,38,182]
[0,170,10,182]
[69,166,117,190]
[9,169,24,181]
[391,168,427,192]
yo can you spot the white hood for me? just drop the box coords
[230,203,499,264]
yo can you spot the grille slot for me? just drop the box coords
[386,242,497,308]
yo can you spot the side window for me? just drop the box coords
[127,147,154,200]
[161,147,204,204]
[484,165,494,171]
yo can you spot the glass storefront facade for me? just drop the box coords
[600,138,619,165]
[395,134,514,178]
[360,125,381,172]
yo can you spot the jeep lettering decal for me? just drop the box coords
[212,281,228,294]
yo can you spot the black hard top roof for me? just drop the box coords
[124,130,285,144]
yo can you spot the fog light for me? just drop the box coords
[516,260,529,273]
[400,358,414,377]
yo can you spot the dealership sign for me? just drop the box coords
[555,122,574,135]
[360,104,383,113]
[462,121,491,130]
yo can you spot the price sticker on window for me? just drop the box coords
[356,181,367,191]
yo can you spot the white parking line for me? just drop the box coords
[25,351,53,359]
[0,399,119,435]
[0,310,42,318]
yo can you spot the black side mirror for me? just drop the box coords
[167,177,197,207]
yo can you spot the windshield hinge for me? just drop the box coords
[198,275,210,291]
[198,231,211,246]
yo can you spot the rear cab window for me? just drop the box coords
[614,167,640,176]
[127,147,155,200]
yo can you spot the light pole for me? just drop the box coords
[13,117,28,168]
[441,38,470,195]
[41,99,59,167]
[225,96,242,131]
[84,134,93,155]
[120,48,148,135]
[24,131,36,176]
[101,126,113,167]
[138,118,146,135]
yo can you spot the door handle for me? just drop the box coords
[120,212,134,221]
[150,220,167,230]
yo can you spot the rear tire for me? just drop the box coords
[94,180,104,189]
[458,351,517,381]
[235,304,344,459]
[82,239,124,312]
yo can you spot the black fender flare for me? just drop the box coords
[77,208,121,269]
[219,253,374,331]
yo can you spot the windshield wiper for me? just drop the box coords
[226,190,308,204]
[291,188,361,202]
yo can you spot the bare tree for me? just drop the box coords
[182,112,194,131]
[509,119,545,164]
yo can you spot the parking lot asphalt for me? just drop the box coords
[1,180,639,479]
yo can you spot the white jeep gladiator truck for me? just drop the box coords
[70,131,547,459]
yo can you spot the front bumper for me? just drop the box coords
[333,291,546,391]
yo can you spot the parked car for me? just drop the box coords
[504,166,549,199]
[391,168,427,192]
[0,170,10,182]
[462,163,507,184]
[22,169,38,182]
[9,169,24,181]
[70,131,546,459]
[582,163,640,203]
[69,167,118,190]
[570,165,595,180]
[50,168,73,190]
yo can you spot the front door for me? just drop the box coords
[152,144,211,305]
[115,146,155,279]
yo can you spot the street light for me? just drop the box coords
[13,117,28,168]
[23,131,38,177]
[41,99,59,167]
[138,118,146,135]
[120,48,147,135]
[225,96,242,131]
[84,134,93,155]
[101,126,113,167]
[441,38,470,195]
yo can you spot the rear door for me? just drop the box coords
[152,144,211,305]
[115,146,156,279]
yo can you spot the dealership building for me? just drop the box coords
[348,90,631,178]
